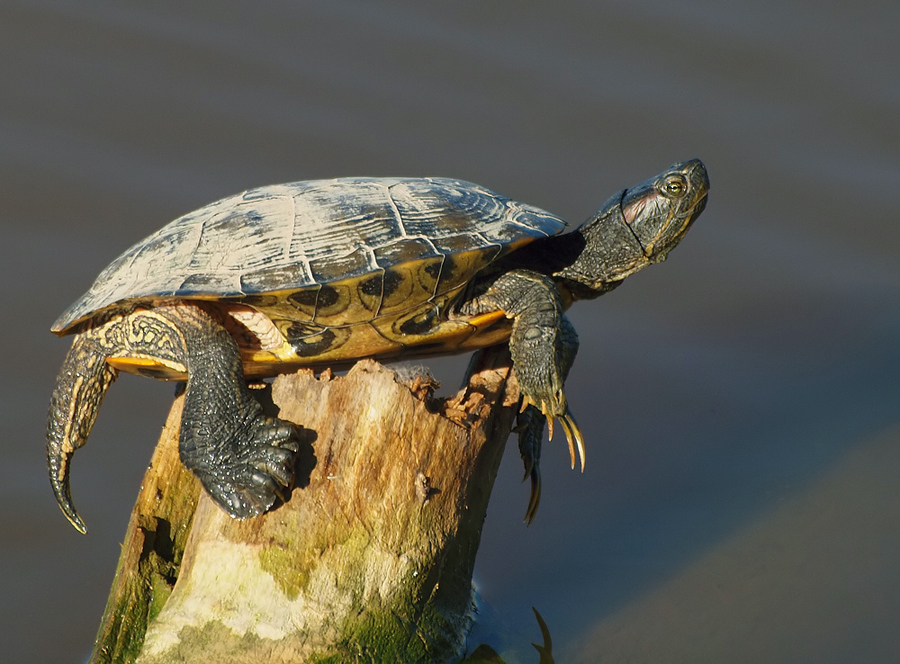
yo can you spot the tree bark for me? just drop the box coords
[91,347,520,663]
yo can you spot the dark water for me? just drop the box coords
[2,1,898,662]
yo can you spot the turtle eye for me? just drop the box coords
[662,175,687,197]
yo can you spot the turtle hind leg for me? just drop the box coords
[47,331,119,534]
[164,305,299,519]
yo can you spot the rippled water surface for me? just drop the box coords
[2,1,898,662]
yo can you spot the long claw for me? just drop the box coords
[521,454,534,482]
[546,415,554,441]
[558,415,577,470]
[564,409,586,472]
[524,465,542,526]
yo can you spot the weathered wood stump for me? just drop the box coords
[92,347,520,663]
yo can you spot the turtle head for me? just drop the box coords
[618,158,709,264]
[557,159,708,295]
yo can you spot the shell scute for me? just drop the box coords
[308,245,374,284]
[239,264,313,295]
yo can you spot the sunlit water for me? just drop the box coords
[2,1,898,662]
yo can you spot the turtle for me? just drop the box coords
[48,159,709,533]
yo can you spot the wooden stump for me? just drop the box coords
[92,348,520,663]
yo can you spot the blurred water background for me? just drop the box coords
[1,1,898,662]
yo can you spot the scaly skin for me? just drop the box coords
[169,305,299,520]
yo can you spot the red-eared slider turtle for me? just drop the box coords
[48,160,709,533]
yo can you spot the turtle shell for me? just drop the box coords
[53,178,567,372]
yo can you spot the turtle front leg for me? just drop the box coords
[154,305,300,519]
[461,270,585,519]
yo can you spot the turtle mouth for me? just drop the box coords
[687,191,708,224]
[660,190,707,252]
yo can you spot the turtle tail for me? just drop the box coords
[47,333,118,534]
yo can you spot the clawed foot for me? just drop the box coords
[515,390,586,525]
[195,416,299,519]
[520,392,586,472]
